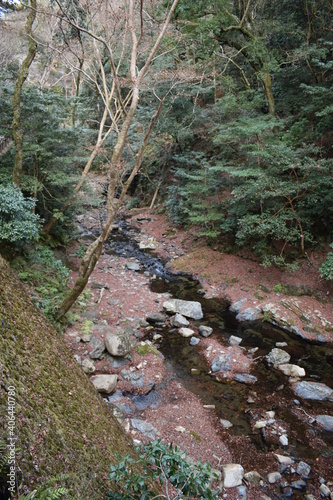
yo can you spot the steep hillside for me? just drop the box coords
[0,256,134,498]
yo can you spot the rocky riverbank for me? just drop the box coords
[64,207,333,499]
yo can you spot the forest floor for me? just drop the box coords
[64,205,333,499]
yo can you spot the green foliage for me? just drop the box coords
[17,487,68,500]
[0,184,40,244]
[107,440,218,500]
[0,85,95,239]
[319,245,333,283]
[12,245,70,322]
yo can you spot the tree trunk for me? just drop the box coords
[261,71,275,116]
[12,0,37,187]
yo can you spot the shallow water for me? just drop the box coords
[104,219,333,462]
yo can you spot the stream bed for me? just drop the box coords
[82,215,333,495]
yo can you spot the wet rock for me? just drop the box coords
[222,464,244,488]
[267,472,282,484]
[190,337,200,346]
[130,418,159,439]
[170,313,189,327]
[163,299,203,320]
[211,354,232,373]
[316,415,333,432]
[146,312,166,323]
[237,485,247,499]
[244,471,261,485]
[82,359,95,373]
[291,479,307,490]
[91,374,117,394]
[179,327,195,338]
[294,381,333,401]
[198,325,213,337]
[220,419,233,429]
[277,363,305,377]
[233,373,257,384]
[236,307,261,322]
[296,461,311,477]
[266,348,291,366]
[105,329,132,357]
[229,335,242,345]
[125,261,141,271]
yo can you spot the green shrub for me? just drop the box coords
[319,244,333,283]
[0,184,40,244]
[107,440,218,499]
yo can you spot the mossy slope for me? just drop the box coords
[0,256,134,498]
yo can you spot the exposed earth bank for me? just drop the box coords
[64,206,333,499]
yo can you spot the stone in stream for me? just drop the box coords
[211,354,232,373]
[163,299,203,320]
[277,363,305,377]
[222,464,244,488]
[220,418,233,429]
[233,373,257,384]
[105,329,132,357]
[198,325,213,337]
[229,335,242,345]
[244,471,261,485]
[189,336,200,346]
[170,313,189,327]
[266,348,291,366]
[296,461,311,477]
[178,327,195,338]
[294,381,333,401]
[316,415,333,432]
[90,374,117,394]
[139,238,159,249]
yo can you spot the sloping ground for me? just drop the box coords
[0,256,134,498]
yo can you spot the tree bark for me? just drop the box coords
[12,0,37,187]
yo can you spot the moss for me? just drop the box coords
[189,430,202,441]
[135,344,160,356]
[0,256,137,498]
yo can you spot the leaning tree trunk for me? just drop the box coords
[56,93,165,319]
[12,0,37,187]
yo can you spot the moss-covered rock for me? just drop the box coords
[0,256,135,498]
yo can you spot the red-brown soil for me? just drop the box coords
[64,206,333,499]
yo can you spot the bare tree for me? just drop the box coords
[53,0,179,318]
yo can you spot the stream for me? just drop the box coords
[82,215,333,493]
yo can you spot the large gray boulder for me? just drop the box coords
[294,381,333,401]
[163,299,203,320]
[105,329,132,357]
